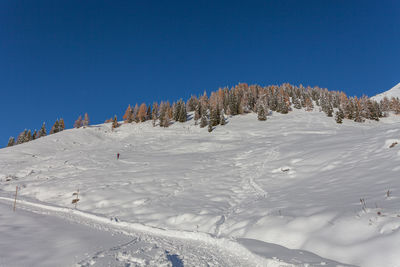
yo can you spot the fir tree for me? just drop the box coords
[146,105,151,120]
[38,123,47,138]
[326,105,333,117]
[159,102,167,127]
[152,102,158,127]
[257,105,267,121]
[293,97,302,109]
[17,130,27,144]
[178,100,187,122]
[220,113,226,125]
[200,114,208,128]
[194,104,201,125]
[335,111,343,124]
[228,91,238,115]
[59,119,65,131]
[32,130,37,140]
[7,137,15,147]
[209,108,219,127]
[208,123,213,132]
[163,111,171,127]
[112,115,120,129]
[50,120,60,134]
[186,95,199,112]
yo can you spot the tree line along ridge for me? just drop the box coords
[7,83,400,147]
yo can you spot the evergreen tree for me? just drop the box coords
[146,105,152,120]
[186,95,199,112]
[200,114,208,128]
[257,105,267,121]
[208,123,213,132]
[335,111,343,124]
[194,104,201,125]
[173,101,180,121]
[152,102,158,127]
[326,104,333,117]
[228,91,238,115]
[220,113,226,125]
[293,97,302,109]
[59,119,65,131]
[178,100,187,122]
[26,130,32,142]
[50,120,60,134]
[209,108,219,126]
[159,102,167,127]
[32,130,37,140]
[74,116,83,128]
[16,130,27,144]
[163,111,171,127]
[112,115,120,129]
[7,137,15,147]
[38,123,47,138]
[83,113,90,127]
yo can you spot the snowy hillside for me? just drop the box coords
[372,82,400,101]
[1,109,400,266]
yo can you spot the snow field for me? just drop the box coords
[1,108,400,266]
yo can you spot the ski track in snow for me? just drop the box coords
[0,196,286,267]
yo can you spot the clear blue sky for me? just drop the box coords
[1,0,399,145]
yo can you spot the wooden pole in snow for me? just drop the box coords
[13,186,18,212]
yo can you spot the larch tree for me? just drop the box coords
[74,116,83,128]
[7,137,15,147]
[123,105,134,123]
[137,103,147,122]
[83,113,90,127]
[152,102,159,127]
[133,104,139,123]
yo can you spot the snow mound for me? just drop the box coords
[372,82,400,101]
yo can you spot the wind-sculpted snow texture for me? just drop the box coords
[1,108,400,266]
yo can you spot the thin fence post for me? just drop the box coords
[13,186,18,212]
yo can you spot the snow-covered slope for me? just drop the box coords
[372,82,400,101]
[1,109,400,266]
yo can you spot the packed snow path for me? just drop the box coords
[0,197,348,267]
[1,109,400,266]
